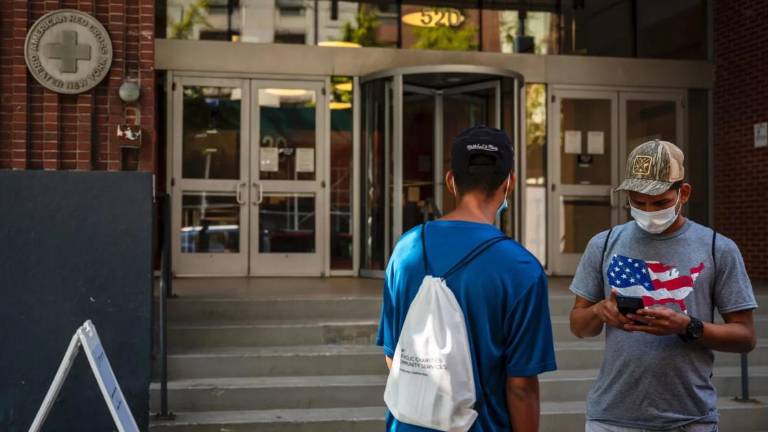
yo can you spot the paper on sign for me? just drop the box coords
[407,186,420,203]
[260,147,279,172]
[587,131,605,155]
[296,148,315,173]
[564,130,582,154]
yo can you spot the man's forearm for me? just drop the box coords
[570,305,603,338]
[507,377,540,432]
[698,322,756,353]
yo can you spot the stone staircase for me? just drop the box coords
[150,279,768,431]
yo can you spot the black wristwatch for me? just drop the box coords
[681,316,704,342]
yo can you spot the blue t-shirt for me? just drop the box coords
[376,220,557,432]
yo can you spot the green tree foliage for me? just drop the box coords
[526,84,546,149]
[331,76,353,105]
[169,0,212,40]
[341,5,381,47]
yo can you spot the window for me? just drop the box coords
[162,0,708,60]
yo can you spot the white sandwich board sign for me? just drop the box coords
[29,320,140,432]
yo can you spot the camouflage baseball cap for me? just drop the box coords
[617,139,685,195]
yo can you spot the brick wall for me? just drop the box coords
[713,1,768,281]
[0,0,156,171]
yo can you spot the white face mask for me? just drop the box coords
[630,192,681,234]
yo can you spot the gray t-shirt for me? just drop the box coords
[570,220,758,430]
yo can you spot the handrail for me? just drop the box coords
[156,193,175,420]
[734,353,756,403]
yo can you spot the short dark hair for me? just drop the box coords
[453,154,508,197]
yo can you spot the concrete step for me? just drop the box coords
[165,297,382,323]
[160,340,768,380]
[548,295,574,316]
[161,295,575,324]
[149,397,768,432]
[167,319,378,349]
[163,313,766,349]
[150,406,384,432]
[549,293,768,318]
[554,339,768,370]
[150,375,386,412]
[149,367,768,412]
[161,294,766,327]
[553,315,768,342]
[163,345,387,380]
[539,366,768,403]
[539,396,768,432]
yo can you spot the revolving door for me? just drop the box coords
[360,66,523,275]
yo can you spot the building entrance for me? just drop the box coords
[359,66,523,276]
[547,86,685,275]
[171,76,327,276]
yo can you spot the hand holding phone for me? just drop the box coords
[616,295,644,316]
[616,295,646,325]
[592,290,634,329]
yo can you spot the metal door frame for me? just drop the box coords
[440,80,502,217]
[547,87,620,276]
[359,65,523,277]
[249,79,328,276]
[392,79,504,245]
[547,86,687,275]
[171,76,251,276]
[170,73,332,277]
[617,90,686,223]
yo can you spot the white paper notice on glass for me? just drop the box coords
[587,131,605,155]
[260,147,279,172]
[296,148,315,173]
[407,186,420,203]
[564,130,582,154]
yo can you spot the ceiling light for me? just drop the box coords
[330,101,352,110]
[334,82,353,92]
[264,88,311,97]
[318,41,362,48]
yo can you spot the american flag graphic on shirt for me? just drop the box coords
[607,255,705,313]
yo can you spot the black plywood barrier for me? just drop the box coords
[0,171,153,432]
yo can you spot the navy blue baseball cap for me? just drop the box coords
[451,125,514,176]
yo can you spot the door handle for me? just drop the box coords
[253,182,263,205]
[236,182,246,205]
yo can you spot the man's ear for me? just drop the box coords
[509,173,517,192]
[680,183,692,205]
[445,171,456,195]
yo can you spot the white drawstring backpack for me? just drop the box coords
[384,223,509,432]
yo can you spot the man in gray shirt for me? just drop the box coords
[569,140,758,431]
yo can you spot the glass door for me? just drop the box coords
[440,81,501,217]
[249,81,326,276]
[360,77,394,276]
[359,67,521,277]
[618,92,685,222]
[172,77,250,276]
[548,88,619,275]
[401,84,437,235]
[399,81,501,237]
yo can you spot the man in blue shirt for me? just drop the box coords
[376,125,557,432]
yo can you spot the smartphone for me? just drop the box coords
[616,295,644,316]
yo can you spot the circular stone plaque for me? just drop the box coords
[25,9,113,94]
